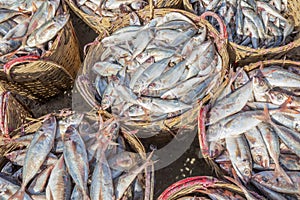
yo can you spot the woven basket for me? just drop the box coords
[244,59,300,72]
[66,0,183,34]
[78,8,230,136]
[0,84,31,137]
[157,176,252,200]
[0,12,81,101]
[183,0,300,66]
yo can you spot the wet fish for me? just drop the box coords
[252,171,300,194]
[9,116,56,200]
[46,156,72,200]
[225,135,252,183]
[62,126,90,200]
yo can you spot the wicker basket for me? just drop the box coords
[66,0,183,34]
[0,84,31,137]
[77,8,230,135]
[0,10,81,101]
[157,176,254,200]
[183,0,300,66]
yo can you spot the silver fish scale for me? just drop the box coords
[93,12,223,126]
[206,65,300,199]
[189,0,294,48]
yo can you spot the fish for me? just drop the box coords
[208,80,253,124]
[207,110,266,141]
[26,13,69,48]
[46,156,72,200]
[62,126,90,200]
[92,61,123,76]
[225,135,252,183]
[28,165,54,194]
[90,150,114,200]
[114,152,154,200]
[258,122,293,185]
[0,174,32,200]
[244,127,270,168]
[9,116,56,200]
[252,171,300,194]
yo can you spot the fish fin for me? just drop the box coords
[274,165,294,185]
[254,106,273,123]
[8,186,25,200]
[32,2,38,12]
[279,97,300,114]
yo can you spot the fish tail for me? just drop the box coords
[8,186,25,200]
[254,105,272,123]
[274,164,293,185]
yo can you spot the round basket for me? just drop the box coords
[157,176,253,200]
[182,0,300,66]
[66,0,183,34]
[0,111,154,199]
[77,8,230,136]
[0,84,31,137]
[0,9,81,101]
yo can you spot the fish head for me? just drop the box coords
[266,89,288,105]
[104,120,120,140]
[128,105,145,117]
[208,140,225,158]
[234,68,249,89]
[252,76,269,93]
[101,95,114,110]
[252,172,276,187]
[234,162,252,183]
[252,150,269,168]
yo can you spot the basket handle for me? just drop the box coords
[3,55,40,80]
[200,11,228,41]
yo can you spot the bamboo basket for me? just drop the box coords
[0,11,81,101]
[183,0,300,66]
[77,8,230,136]
[66,0,183,34]
[0,84,31,137]
[157,176,258,200]
[0,111,154,199]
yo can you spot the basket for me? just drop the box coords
[183,0,300,66]
[0,84,31,137]
[0,10,81,101]
[157,176,255,200]
[65,0,183,34]
[77,8,230,136]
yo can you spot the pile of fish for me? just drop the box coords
[188,0,295,48]
[75,0,148,17]
[0,113,153,199]
[92,12,223,128]
[0,0,69,65]
[204,64,300,199]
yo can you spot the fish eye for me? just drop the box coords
[276,94,283,99]
[243,169,251,176]
[262,176,268,182]
[259,80,265,86]
[112,123,118,129]
[255,155,262,162]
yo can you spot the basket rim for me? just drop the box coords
[80,7,230,129]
